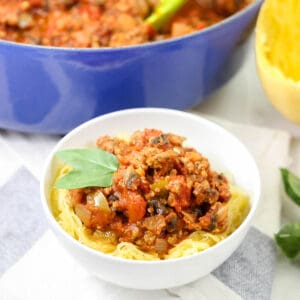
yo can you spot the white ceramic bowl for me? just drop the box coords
[40,108,260,290]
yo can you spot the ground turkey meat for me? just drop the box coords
[69,128,231,256]
[0,0,251,47]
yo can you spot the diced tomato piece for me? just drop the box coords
[116,191,146,223]
[196,21,207,30]
[28,0,43,7]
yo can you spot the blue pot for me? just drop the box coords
[0,0,262,134]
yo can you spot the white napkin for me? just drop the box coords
[0,230,241,300]
[0,117,291,300]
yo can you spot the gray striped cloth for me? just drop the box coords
[0,111,293,300]
[0,167,275,300]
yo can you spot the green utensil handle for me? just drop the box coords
[145,0,186,30]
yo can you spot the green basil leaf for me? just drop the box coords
[54,148,119,189]
[55,148,119,171]
[280,168,300,206]
[55,169,114,189]
[275,221,300,259]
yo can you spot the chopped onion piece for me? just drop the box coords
[94,191,110,212]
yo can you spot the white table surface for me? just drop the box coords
[197,33,300,299]
[1,32,300,299]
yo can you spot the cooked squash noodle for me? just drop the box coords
[261,0,300,81]
[51,166,250,260]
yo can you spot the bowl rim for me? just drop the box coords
[1,0,262,53]
[40,108,261,265]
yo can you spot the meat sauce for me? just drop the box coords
[69,129,231,256]
[0,0,250,47]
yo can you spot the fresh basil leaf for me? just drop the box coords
[275,221,300,259]
[54,148,119,189]
[55,169,114,189]
[55,148,119,171]
[280,168,300,206]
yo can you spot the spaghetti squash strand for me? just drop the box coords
[51,166,249,260]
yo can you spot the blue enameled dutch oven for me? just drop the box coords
[0,0,262,134]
